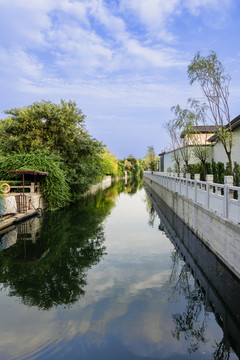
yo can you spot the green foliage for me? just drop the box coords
[187,163,211,180]
[0,100,107,207]
[0,188,3,218]
[0,99,86,154]
[0,152,71,210]
[144,146,158,171]
[187,161,240,185]
[100,148,125,177]
[124,155,145,178]
[233,162,240,186]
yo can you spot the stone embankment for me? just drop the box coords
[144,171,240,279]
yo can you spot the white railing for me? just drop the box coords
[144,171,240,226]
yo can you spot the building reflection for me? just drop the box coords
[145,183,240,359]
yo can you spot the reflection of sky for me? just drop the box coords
[0,189,236,360]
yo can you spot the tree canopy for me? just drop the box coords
[0,100,106,207]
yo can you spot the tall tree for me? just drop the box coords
[144,146,158,171]
[0,100,105,200]
[188,51,234,175]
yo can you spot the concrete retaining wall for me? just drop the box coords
[144,172,240,279]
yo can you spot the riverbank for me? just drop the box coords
[0,209,39,234]
[144,171,240,279]
[0,175,123,233]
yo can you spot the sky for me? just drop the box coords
[0,0,240,159]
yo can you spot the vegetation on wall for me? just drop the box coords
[0,152,71,210]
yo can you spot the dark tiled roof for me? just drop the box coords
[180,125,218,138]
[193,125,219,133]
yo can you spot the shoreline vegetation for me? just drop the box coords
[0,100,148,211]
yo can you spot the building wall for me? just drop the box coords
[212,127,240,165]
[185,132,215,145]
[162,146,213,172]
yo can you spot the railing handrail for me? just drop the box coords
[144,171,240,225]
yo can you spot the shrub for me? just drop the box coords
[0,152,71,210]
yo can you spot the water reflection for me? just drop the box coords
[145,183,240,359]
[0,182,130,310]
[0,180,239,359]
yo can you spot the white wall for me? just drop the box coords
[212,127,240,165]
[163,146,213,172]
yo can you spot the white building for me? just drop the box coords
[208,115,240,165]
[159,116,240,172]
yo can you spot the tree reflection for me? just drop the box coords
[167,250,235,358]
[213,338,231,360]
[124,177,143,195]
[144,194,157,227]
[0,182,125,310]
[166,250,209,354]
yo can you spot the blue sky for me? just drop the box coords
[0,0,240,159]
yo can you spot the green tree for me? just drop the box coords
[0,100,105,204]
[188,51,234,175]
[144,146,158,171]
[100,148,124,176]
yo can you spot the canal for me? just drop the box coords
[0,180,239,360]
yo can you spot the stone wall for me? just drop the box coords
[144,172,240,279]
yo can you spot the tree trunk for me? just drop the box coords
[202,160,207,181]
[227,151,233,176]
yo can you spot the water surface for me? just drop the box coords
[0,181,239,359]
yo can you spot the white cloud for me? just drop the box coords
[0,47,44,81]
[120,0,179,41]
[184,0,233,16]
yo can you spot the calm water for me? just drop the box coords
[0,180,239,360]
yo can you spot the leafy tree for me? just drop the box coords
[124,155,143,178]
[100,148,124,177]
[0,99,86,154]
[144,146,158,171]
[188,51,234,175]
[0,100,105,204]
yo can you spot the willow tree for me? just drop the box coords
[188,51,234,175]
